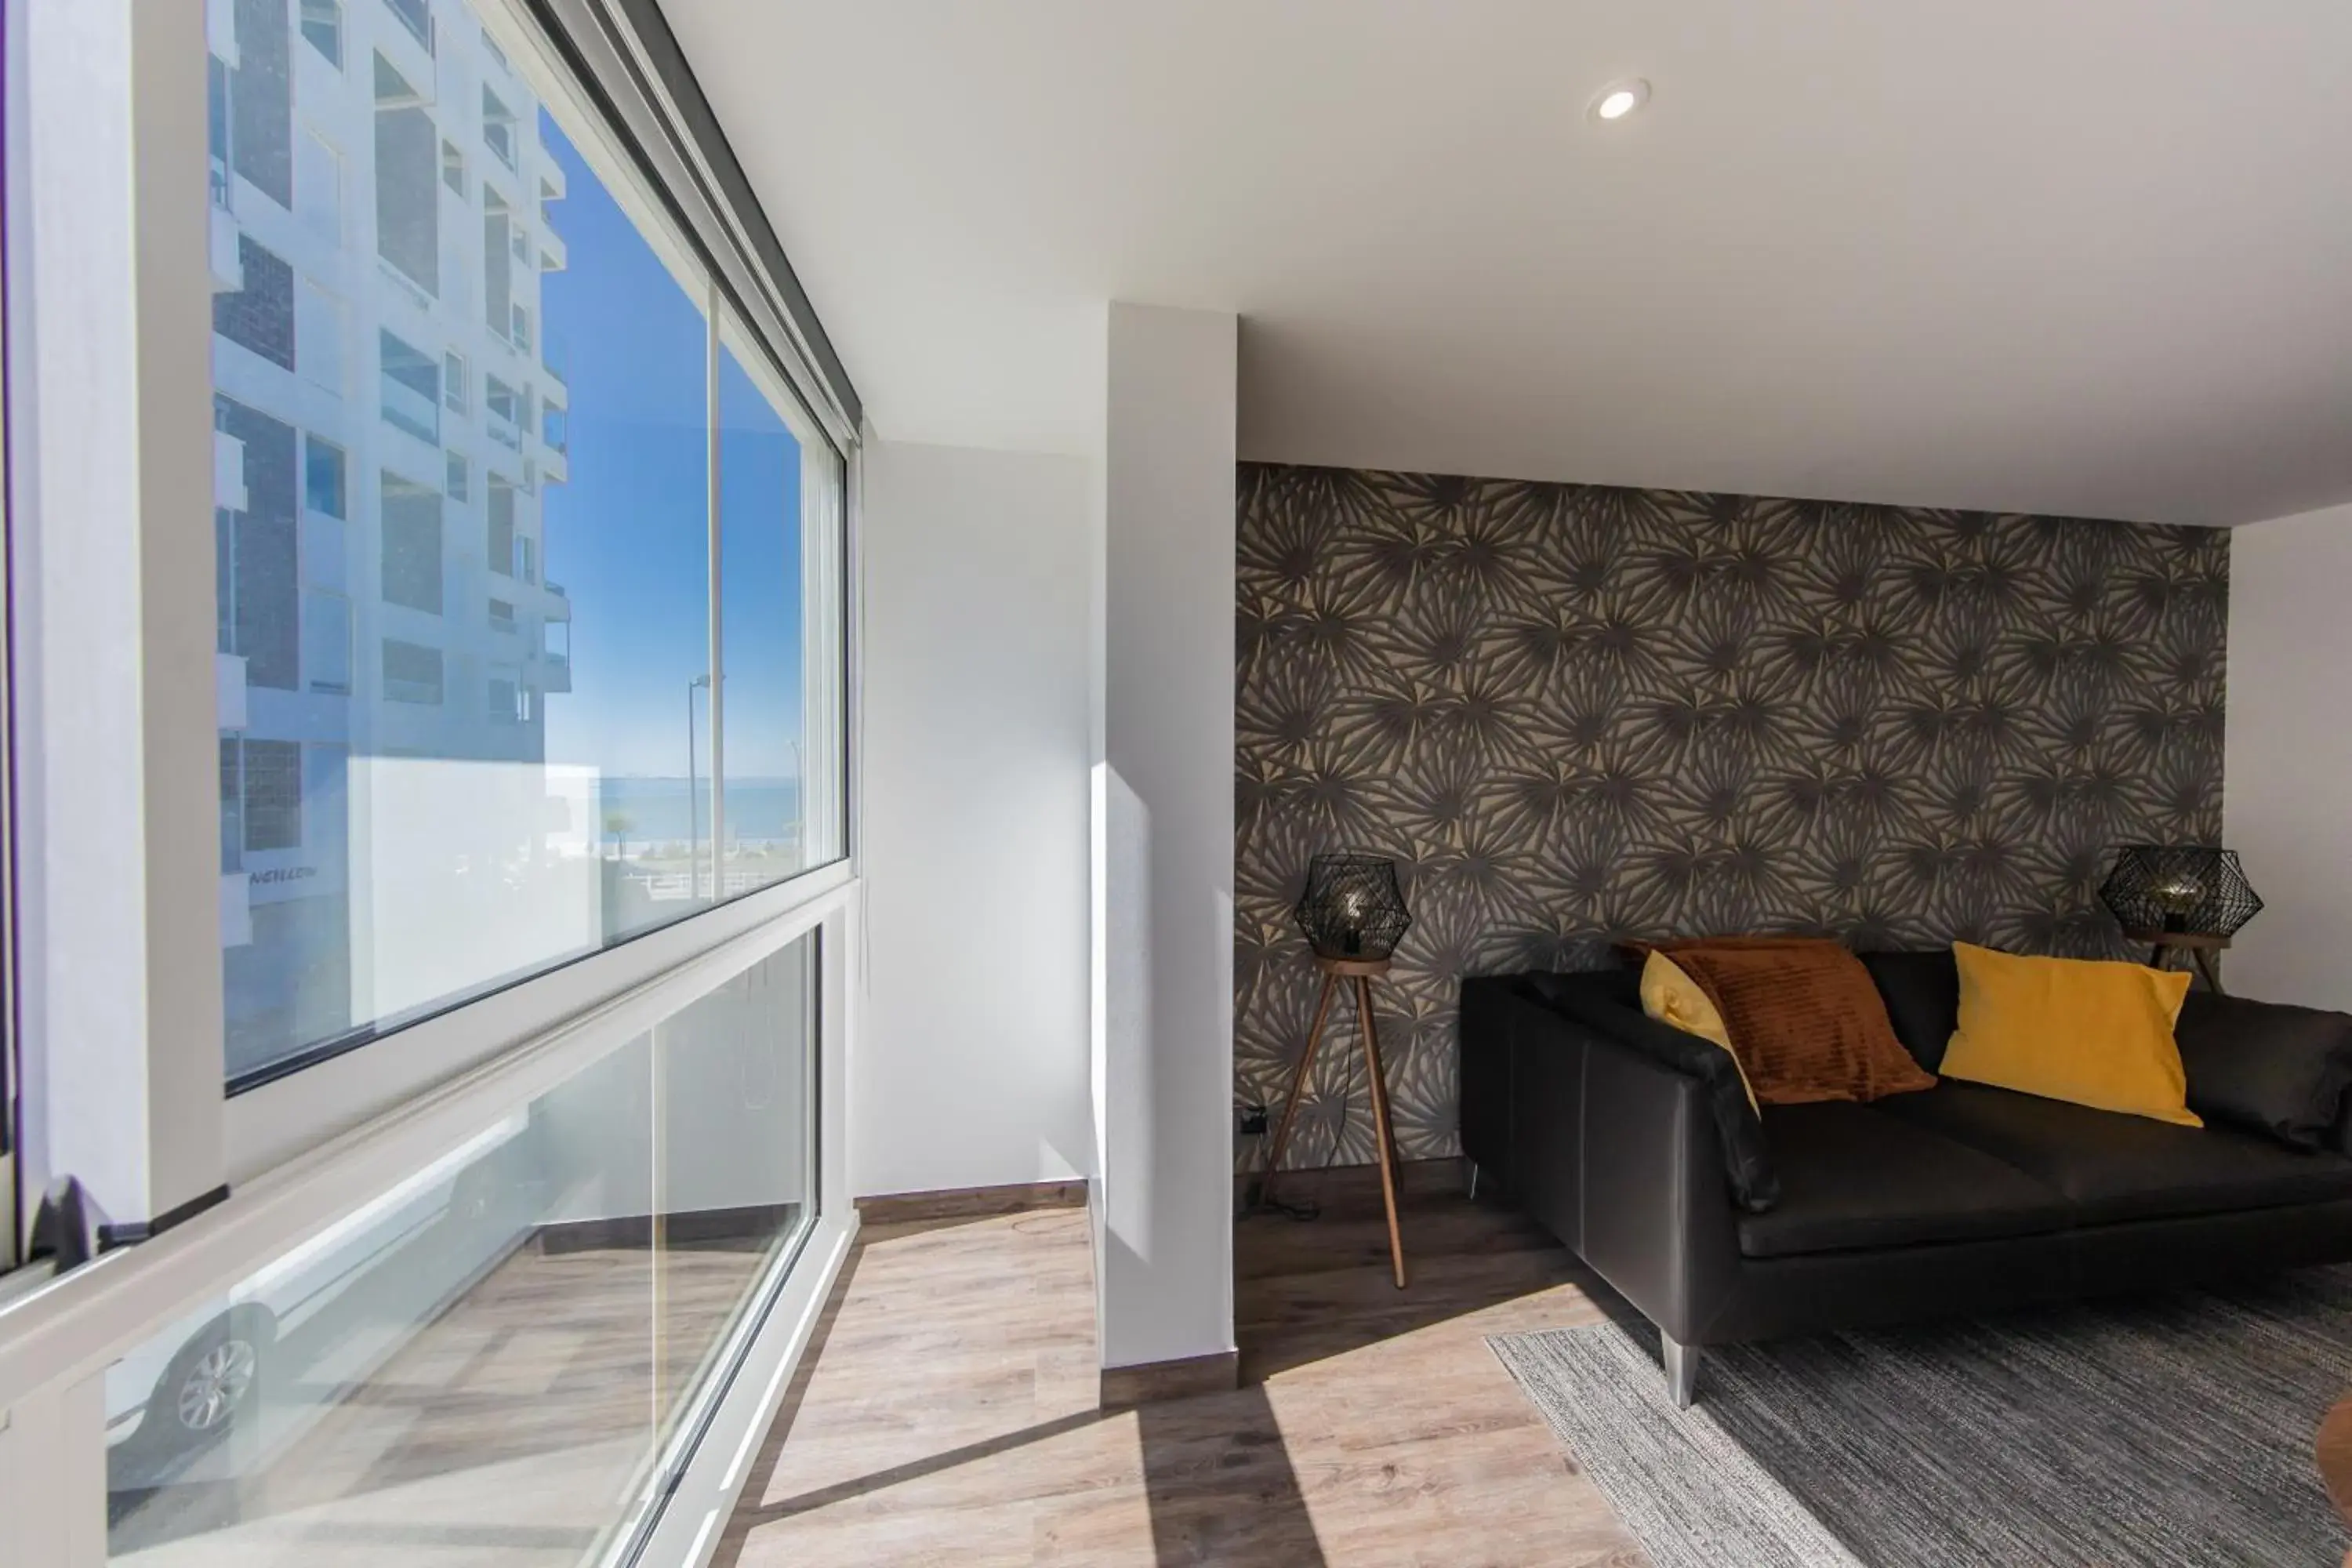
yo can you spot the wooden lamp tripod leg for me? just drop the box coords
[1257,971,1338,1210]
[1356,975,1407,1290]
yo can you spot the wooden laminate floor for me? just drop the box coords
[717,1162,1646,1566]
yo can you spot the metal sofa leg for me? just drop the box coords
[1661,1334,1700,1409]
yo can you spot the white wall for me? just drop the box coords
[1094,303,1238,1372]
[855,440,1096,1196]
[2226,502,2352,1009]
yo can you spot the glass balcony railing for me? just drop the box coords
[379,375,440,445]
[103,935,818,1564]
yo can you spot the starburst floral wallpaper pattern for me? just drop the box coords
[1235,465,2230,1167]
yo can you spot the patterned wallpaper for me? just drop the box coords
[1235,465,2230,1167]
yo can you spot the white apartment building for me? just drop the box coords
[209,0,575,1081]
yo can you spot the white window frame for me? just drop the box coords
[1,0,867,1555]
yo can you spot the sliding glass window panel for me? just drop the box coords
[652,937,817,1452]
[105,1036,661,1565]
[208,0,738,1087]
[717,329,805,893]
[103,928,817,1564]
[533,107,713,939]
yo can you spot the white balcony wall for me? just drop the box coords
[856,440,1095,1196]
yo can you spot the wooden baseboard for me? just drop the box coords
[1098,1348,1240,1410]
[855,1179,1088,1226]
[533,1202,804,1255]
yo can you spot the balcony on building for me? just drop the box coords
[379,330,441,446]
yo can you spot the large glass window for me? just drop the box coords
[206,0,847,1088]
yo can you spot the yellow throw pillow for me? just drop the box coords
[1640,951,1759,1115]
[1940,942,2199,1127]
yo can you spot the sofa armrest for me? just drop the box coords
[1579,1024,1748,1346]
[1526,978,1780,1211]
[1459,975,1750,1346]
[2176,992,2352,1151]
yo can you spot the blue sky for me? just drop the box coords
[536,112,808,782]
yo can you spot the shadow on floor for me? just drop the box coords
[1234,1158,1590,1383]
[1137,1385,1326,1566]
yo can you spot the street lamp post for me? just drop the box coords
[687,673,711,898]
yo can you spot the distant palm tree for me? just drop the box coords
[604,812,634,858]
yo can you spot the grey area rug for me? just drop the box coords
[1491,1268,2352,1567]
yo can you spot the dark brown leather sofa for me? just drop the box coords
[1459,952,2352,1406]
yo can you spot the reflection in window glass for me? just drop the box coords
[103,936,815,1564]
[207,0,839,1086]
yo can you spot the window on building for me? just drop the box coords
[208,54,232,210]
[216,398,300,690]
[380,471,445,614]
[372,55,438,294]
[517,535,537,586]
[218,739,243,873]
[484,188,513,338]
[303,434,347,519]
[379,328,440,443]
[304,590,353,695]
[443,350,469,412]
[441,138,464,195]
[215,238,296,371]
[488,597,516,633]
[486,475,516,575]
[482,85,517,168]
[381,638,444,704]
[488,675,519,725]
[485,374,521,448]
[229,0,293,209]
[543,401,567,453]
[241,739,304,852]
[383,0,434,52]
[510,302,532,353]
[299,2,343,68]
[445,452,470,502]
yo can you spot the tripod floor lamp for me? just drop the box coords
[1255,853,1413,1290]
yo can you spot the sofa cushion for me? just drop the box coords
[2175,992,2352,1150]
[1875,1080,2352,1225]
[1858,949,1960,1073]
[1668,940,1937,1104]
[1940,943,2198,1127]
[1737,1102,2071,1258]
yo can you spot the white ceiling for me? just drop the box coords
[663,1,2352,525]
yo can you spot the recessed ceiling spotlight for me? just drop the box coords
[1590,78,1650,122]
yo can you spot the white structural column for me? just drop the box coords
[2225,501,2352,1011]
[1092,303,1239,1375]
[9,0,225,1233]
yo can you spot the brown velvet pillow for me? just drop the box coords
[1666,938,1936,1104]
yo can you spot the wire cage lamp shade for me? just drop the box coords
[2099,846,2263,938]
[1294,853,1412,962]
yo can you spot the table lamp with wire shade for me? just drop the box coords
[2099,845,2263,993]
